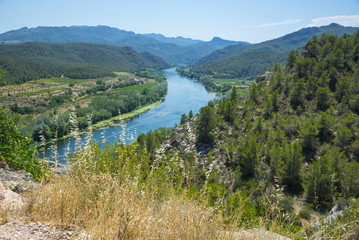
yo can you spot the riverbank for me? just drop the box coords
[92,100,163,129]
[40,100,163,146]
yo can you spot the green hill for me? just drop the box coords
[0,42,169,84]
[191,23,359,79]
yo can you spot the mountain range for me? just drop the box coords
[191,23,359,79]
[1,23,359,80]
[0,26,249,64]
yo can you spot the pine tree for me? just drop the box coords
[280,141,304,192]
[197,106,216,144]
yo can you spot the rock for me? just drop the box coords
[0,168,38,193]
[257,71,274,83]
[0,181,23,210]
[0,221,86,240]
[222,228,291,240]
[13,183,26,193]
[46,161,69,175]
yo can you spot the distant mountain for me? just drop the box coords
[141,33,202,46]
[0,26,249,64]
[0,42,169,84]
[0,26,135,45]
[192,23,359,79]
[171,37,250,64]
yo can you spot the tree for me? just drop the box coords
[188,110,193,119]
[301,121,319,152]
[334,126,353,149]
[335,76,351,101]
[236,135,260,179]
[197,106,216,144]
[306,155,336,207]
[280,141,304,192]
[263,99,273,120]
[230,86,238,103]
[286,50,299,69]
[249,84,259,104]
[317,111,335,142]
[180,113,188,125]
[269,142,282,177]
[290,79,305,109]
[316,87,331,111]
[219,101,235,123]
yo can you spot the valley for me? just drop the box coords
[1,23,359,240]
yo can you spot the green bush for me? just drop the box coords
[299,209,311,220]
[0,108,47,180]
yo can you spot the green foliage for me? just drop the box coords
[180,113,188,124]
[334,126,353,149]
[306,154,336,207]
[316,112,335,142]
[188,110,193,119]
[236,135,261,179]
[299,209,311,220]
[0,108,46,180]
[279,142,304,192]
[197,106,216,144]
[290,79,305,109]
[300,121,319,152]
[230,86,238,102]
[315,87,331,111]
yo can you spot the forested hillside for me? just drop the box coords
[190,23,359,79]
[0,42,169,84]
[148,31,359,231]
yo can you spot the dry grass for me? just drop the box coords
[24,173,228,239]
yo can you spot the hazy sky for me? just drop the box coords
[1,0,359,43]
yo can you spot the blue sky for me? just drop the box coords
[0,0,359,43]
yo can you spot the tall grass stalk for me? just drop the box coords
[25,143,227,239]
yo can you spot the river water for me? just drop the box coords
[44,68,216,163]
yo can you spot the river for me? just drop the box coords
[43,68,216,163]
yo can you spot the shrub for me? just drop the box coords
[299,209,311,220]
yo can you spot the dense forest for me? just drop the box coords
[0,42,169,84]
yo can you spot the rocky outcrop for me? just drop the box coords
[257,71,274,83]
[0,181,23,210]
[0,168,38,194]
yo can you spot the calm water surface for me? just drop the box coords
[44,68,216,163]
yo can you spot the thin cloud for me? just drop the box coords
[306,15,359,27]
[259,19,302,28]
